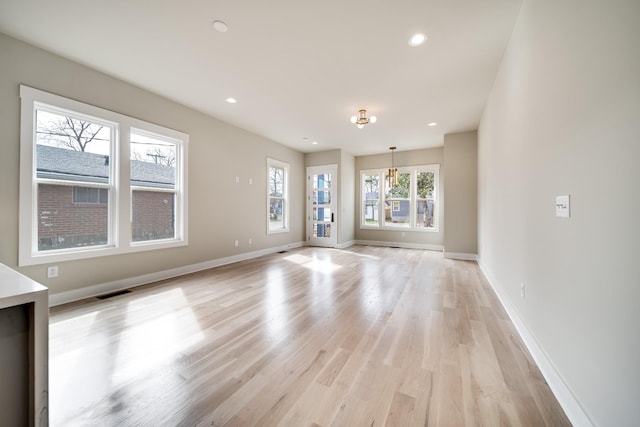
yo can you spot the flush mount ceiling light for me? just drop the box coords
[428,122,437,127]
[409,33,426,47]
[350,109,377,129]
[225,97,237,103]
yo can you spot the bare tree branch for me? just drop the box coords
[37,116,106,152]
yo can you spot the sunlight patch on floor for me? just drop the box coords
[284,253,342,273]
[113,288,204,384]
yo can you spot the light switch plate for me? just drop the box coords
[555,195,570,218]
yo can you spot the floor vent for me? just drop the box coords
[96,290,131,300]
[390,246,401,249]
[278,250,288,254]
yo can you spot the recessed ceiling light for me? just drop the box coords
[409,33,427,47]
[312,141,318,145]
[212,20,228,33]
[428,122,437,127]
[226,97,237,104]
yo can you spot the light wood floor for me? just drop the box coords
[49,246,571,426]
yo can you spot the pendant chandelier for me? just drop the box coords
[388,146,398,188]
[350,109,377,129]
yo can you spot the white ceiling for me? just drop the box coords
[0,0,522,156]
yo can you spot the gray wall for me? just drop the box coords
[0,33,305,296]
[339,150,355,246]
[443,131,477,256]
[478,0,639,425]
[354,147,444,247]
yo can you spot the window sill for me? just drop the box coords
[267,229,290,235]
[358,226,440,233]
[19,239,187,267]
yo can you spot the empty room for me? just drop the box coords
[0,0,638,426]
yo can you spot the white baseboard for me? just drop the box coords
[443,251,478,261]
[355,240,444,252]
[49,241,305,306]
[336,240,355,249]
[478,260,594,427]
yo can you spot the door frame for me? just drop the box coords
[306,164,338,247]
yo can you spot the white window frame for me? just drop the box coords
[267,158,289,234]
[129,127,183,247]
[19,85,189,266]
[361,171,381,228]
[359,164,439,232]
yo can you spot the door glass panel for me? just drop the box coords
[313,207,332,221]
[314,173,332,189]
[313,223,331,238]
[313,190,331,205]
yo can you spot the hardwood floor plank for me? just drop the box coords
[384,391,416,426]
[49,246,570,426]
[315,348,351,387]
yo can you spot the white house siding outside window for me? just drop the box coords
[360,165,439,231]
[18,85,188,266]
[267,158,289,233]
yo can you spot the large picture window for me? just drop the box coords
[19,85,188,266]
[267,158,289,233]
[360,165,439,231]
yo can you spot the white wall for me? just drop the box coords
[478,1,640,425]
[0,33,305,297]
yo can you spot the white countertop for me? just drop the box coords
[0,263,48,308]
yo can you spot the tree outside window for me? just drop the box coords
[416,171,435,228]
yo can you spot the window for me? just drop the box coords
[19,85,188,266]
[416,170,436,229]
[267,158,289,233]
[385,171,411,227]
[362,172,380,227]
[73,187,109,204]
[360,165,439,231]
[130,129,178,243]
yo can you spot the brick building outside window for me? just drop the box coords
[37,145,175,250]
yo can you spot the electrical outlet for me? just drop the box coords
[248,238,252,245]
[47,266,59,278]
[520,283,525,299]
[234,240,239,247]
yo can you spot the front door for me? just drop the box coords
[307,165,337,247]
